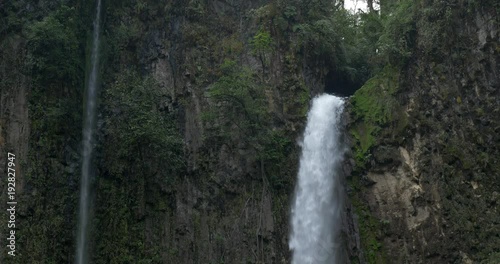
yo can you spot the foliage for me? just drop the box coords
[90,2,186,260]
[207,59,267,138]
[93,176,164,264]
[293,17,343,65]
[205,60,296,190]
[26,6,82,87]
[96,68,183,262]
[283,5,298,20]
[2,3,90,263]
[415,0,468,59]
[5,0,476,262]
[103,70,184,178]
[250,28,273,56]
[259,130,293,189]
[0,1,25,34]
[351,65,400,123]
[377,0,416,66]
[250,27,274,74]
[332,9,376,86]
[249,3,278,25]
[350,65,401,168]
[107,18,142,51]
[248,0,385,90]
[221,34,244,57]
[349,178,387,263]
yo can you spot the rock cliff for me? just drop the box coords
[0,0,498,263]
[347,1,499,263]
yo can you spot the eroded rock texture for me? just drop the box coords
[347,3,499,263]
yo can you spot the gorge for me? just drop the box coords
[0,0,498,263]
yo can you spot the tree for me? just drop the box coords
[250,28,274,78]
[26,6,81,88]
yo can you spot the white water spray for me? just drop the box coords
[289,94,345,264]
[76,0,101,263]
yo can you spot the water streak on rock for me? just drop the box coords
[76,0,101,263]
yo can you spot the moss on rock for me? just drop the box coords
[349,65,403,170]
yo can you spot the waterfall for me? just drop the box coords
[289,94,345,264]
[76,0,101,263]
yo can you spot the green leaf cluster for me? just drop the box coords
[205,60,296,190]
[207,60,267,137]
[26,6,82,87]
[250,28,273,56]
[350,65,401,168]
[103,70,184,178]
[377,0,416,66]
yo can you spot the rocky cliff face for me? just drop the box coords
[94,1,309,263]
[348,1,499,263]
[0,0,498,263]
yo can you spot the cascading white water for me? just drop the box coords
[76,0,101,263]
[289,94,345,264]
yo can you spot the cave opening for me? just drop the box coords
[324,70,362,97]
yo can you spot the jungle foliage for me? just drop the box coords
[3,0,484,262]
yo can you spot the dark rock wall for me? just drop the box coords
[90,1,323,263]
[347,1,499,263]
[1,0,499,263]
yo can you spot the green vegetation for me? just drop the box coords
[103,70,184,178]
[0,1,95,263]
[205,60,294,189]
[97,69,183,261]
[348,176,387,263]
[207,60,267,135]
[343,1,417,262]
[350,65,402,168]
[377,0,416,66]
[26,6,82,87]
[260,129,294,190]
[3,0,497,262]
[250,28,273,70]
[94,7,186,260]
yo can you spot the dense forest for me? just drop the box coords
[0,0,498,263]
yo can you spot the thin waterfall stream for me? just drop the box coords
[289,94,345,264]
[76,0,101,263]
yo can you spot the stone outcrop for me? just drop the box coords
[347,3,499,263]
